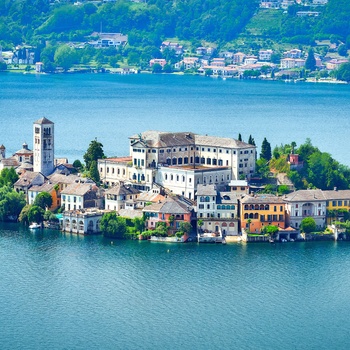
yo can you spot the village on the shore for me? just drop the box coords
[1,117,349,243]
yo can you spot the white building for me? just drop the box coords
[33,117,55,176]
[62,209,104,235]
[98,131,256,199]
[196,184,239,236]
[284,189,327,230]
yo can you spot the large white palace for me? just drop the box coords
[98,131,256,200]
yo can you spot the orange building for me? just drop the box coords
[241,194,286,233]
[143,197,192,235]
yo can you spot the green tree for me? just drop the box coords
[305,48,316,71]
[89,160,100,183]
[0,186,26,221]
[336,62,350,82]
[260,137,272,161]
[27,205,44,224]
[0,168,19,187]
[19,204,31,225]
[277,185,290,195]
[0,61,7,71]
[238,133,242,142]
[152,63,162,73]
[337,44,348,57]
[73,159,83,171]
[179,221,192,234]
[300,217,316,233]
[34,192,53,210]
[83,139,105,171]
[197,219,204,232]
[248,135,256,146]
[54,45,77,71]
[262,225,279,238]
[100,212,127,238]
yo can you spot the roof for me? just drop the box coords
[33,117,54,125]
[143,198,191,215]
[196,184,217,196]
[101,156,132,163]
[323,190,350,201]
[218,192,238,204]
[0,158,20,167]
[241,194,285,204]
[229,180,248,187]
[47,173,82,184]
[118,209,143,219]
[0,144,5,150]
[194,135,254,149]
[14,171,45,187]
[61,183,96,196]
[29,182,56,193]
[137,192,165,204]
[105,184,140,196]
[130,131,195,148]
[284,189,326,202]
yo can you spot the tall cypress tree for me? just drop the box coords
[260,137,272,161]
[238,133,242,141]
[305,48,316,71]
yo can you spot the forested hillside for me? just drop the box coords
[0,0,258,48]
[1,0,350,49]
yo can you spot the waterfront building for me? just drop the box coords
[62,209,104,235]
[241,194,286,233]
[33,117,55,176]
[196,184,239,236]
[14,171,47,200]
[61,183,102,211]
[283,189,327,229]
[105,182,141,212]
[99,131,256,200]
[28,182,60,210]
[323,189,350,224]
[143,197,193,234]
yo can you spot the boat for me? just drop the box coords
[29,222,41,229]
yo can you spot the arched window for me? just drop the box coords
[172,158,177,165]
[249,213,254,219]
[260,204,264,210]
[200,197,205,202]
[231,205,235,210]
[195,156,200,164]
[178,157,183,165]
[244,205,249,210]
[205,196,210,202]
[217,205,221,210]
[184,157,188,164]
[254,213,259,219]
[218,159,223,166]
[254,204,259,210]
[167,158,171,165]
[207,158,211,165]
[244,213,248,219]
[265,205,269,210]
[201,157,205,164]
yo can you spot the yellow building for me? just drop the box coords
[323,189,350,224]
[241,194,286,233]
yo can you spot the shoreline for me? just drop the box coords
[1,68,349,85]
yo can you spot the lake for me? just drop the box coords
[1,73,350,349]
[0,73,349,165]
[1,223,350,350]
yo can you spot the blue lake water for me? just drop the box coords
[1,223,350,349]
[0,73,349,165]
[1,73,350,349]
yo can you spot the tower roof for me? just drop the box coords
[0,144,5,150]
[33,117,54,125]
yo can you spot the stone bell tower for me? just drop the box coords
[33,117,54,176]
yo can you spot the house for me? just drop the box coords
[196,184,239,236]
[61,183,102,211]
[260,1,281,9]
[228,180,249,195]
[210,58,225,67]
[326,59,348,70]
[160,42,184,55]
[105,182,141,211]
[296,11,320,17]
[99,156,131,187]
[259,50,273,61]
[149,59,167,68]
[280,58,296,69]
[14,171,47,200]
[27,173,87,209]
[283,189,327,230]
[143,197,192,234]
[284,49,302,59]
[294,59,306,68]
[28,182,60,210]
[281,0,295,9]
[0,142,34,172]
[323,189,350,224]
[89,32,128,48]
[233,52,246,64]
[62,208,105,235]
[174,57,199,70]
[241,194,286,233]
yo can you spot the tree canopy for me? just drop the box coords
[300,217,316,234]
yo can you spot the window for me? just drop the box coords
[208,148,210,152]
[207,204,210,209]
[338,201,342,206]
[207,158,211,165]
[274,206,277,212]
[199,204,204,209]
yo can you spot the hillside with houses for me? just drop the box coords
[0,0,350,81]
